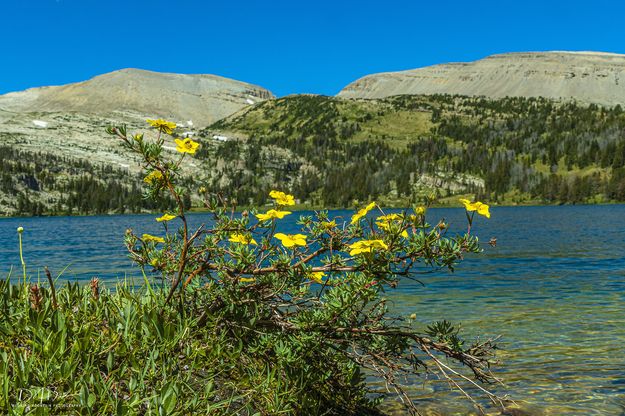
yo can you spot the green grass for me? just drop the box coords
[351,110,433,149]
[0,277,331,415]
[209,95,435,149]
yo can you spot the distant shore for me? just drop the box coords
[2,200,624,220]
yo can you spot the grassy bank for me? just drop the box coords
[2,278,380,415]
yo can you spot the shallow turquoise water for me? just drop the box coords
[1,205,624,414]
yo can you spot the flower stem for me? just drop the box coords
[18,232,26,284]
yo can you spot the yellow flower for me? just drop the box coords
[156,213,176,222]
[322,220,337,229]
[274,233,307,248]
[376,214,408,237]
[309,271,326,284]
[143,170,164,185]
[133,133,144,142]
[255,209,292,221]
[146,118,176,134]
[239,277,255,283]
[269,190,295,206]
[348,239,389,256]
[378,214,402,222]
[375,213,402,229]
[350,202,376,225]
[414,206,427,216]
[174,138,200,154]
[142,234,165,244]
[229,233,258,245]
[459,199,491,218]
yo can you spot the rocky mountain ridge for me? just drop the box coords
[0,68,274,126]
[338,51,625,105]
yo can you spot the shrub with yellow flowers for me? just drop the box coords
[106,120,504,415]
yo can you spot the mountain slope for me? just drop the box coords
[205,94,625,207]
[0,69,274,215]
[0,68,274,126]
[338,52,625,105]
[4,92,625,216]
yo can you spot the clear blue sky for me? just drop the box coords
[2,0,624,97]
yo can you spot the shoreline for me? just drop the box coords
[1,200,624,220]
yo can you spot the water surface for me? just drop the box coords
[1,205,624,414]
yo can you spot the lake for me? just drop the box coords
[1,205,624,415]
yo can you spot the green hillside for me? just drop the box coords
[4,93,625,215]
[200,94,625,207]
[0,143,176,216]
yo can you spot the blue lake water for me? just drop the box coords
[1,205,625,414]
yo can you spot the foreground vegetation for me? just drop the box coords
[0,264,496,415]
[1,278,247,414]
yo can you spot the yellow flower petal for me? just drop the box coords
[350,202,377,225]
[146,118,176,134]
[459,198,477,211]
[322,220,337,229]
[414,206,426,216]
[274,233,307,248]
[269,190,296,206]
[475,202,491,218]
[174,138,200,154]
[376,213,408,236]
[255,209,292,221]
[142,234,165,244]
[156,213,176,222]
[460,199,490,218]
[144,170,164,185]
[229,233,258,245]
[348,239,388,256]
[309,271,326,284]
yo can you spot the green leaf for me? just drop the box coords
[161,383,177,414]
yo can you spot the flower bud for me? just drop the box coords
[17,226,24,234]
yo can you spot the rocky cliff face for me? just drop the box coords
[338,52,625,105]
[0,68,274,126]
